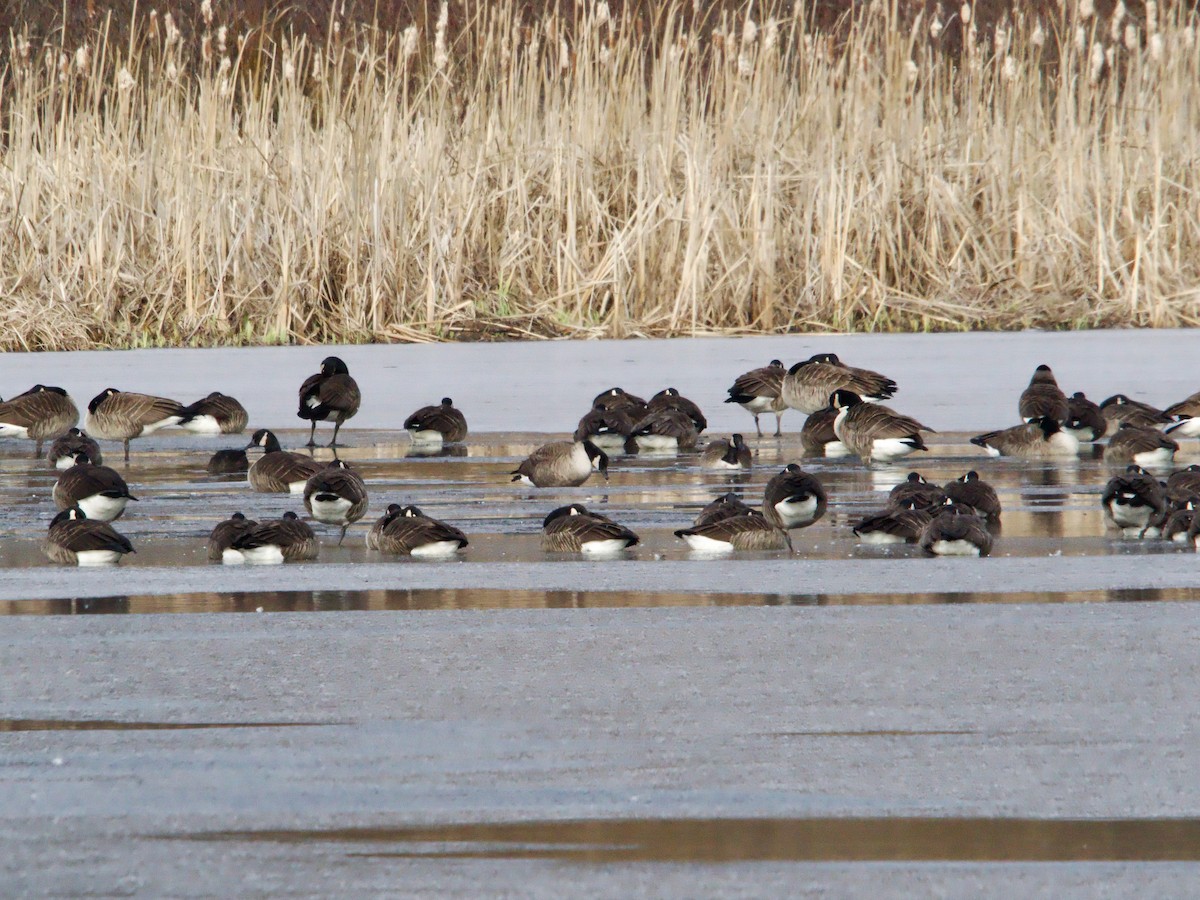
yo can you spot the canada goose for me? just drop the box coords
[970,417,1079,459]
[1185,506,1200,548]
[48,428,102,469]
[178,392,249,435]
[1165,465,1200,505]
[627,408,699,453]
[725,360,787,437]
[781,354,897,415]
[404,397,468,445]
[511,440,608,487]
[207,512,258,560]
[761,464,827,529]
[1163,502,1197,544]
[0,385,79,457]
[592,387,648,415]
[693,492,758,527]
[1064,392,1108,442]
[541,504,640,555]
[574,406,635,451]
[224,511,318,564]
[674,513,791,552]
[942,471,1002,524]
[366,503,469,557]
[1018,364,1069,423]
[207,448,249,475]
[919,502,993,556]
[53,455,138,522]
[85,388,185,461]
[647,388,707,433]
[1104,423,1178,468]
[888,472,947,511]
[304,459,369,544]
[852,499,932,544]
[1165,391,1200,437]
[246,429,324,493]
[1101,465,1168,538]
[700,434,751,470]
[298,356,361,446]
[44,507,135,566]
[831,390,933,463]
[799,406,850,458]
[1100,394,1171,429]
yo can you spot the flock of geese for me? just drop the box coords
[3,350,1200,565]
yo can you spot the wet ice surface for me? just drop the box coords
[5,332,1200,896]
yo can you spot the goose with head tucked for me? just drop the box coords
[799,406,849,458]
[1164,390,1200,437]
[178,392,249,435]
[970,417,1079,459]
[1063,392,1108,443]
[693,492,758,527]
[888,472,946,512]
[700,434,751,470]
[1018,365,1069,424]
[540,504,640,555]
[53,455,138,522]
[0,385,79,457]
[725,360,788,437]
[44,507,135,566]
[574,406,635,451]
[511,440,608,487]
[918,500,993,557]
[366,504,469,558]
[781,353,897,415]
[304,459,369,545]
[246,428,324,493]
[942,470,1002,524]
[85,388,184,462]
[675,513,791,553]
[48,427,102,470]
[592,387,648,416]
[1104,423,1178,469]
[1100,394,1171,430]
[647,388,707,433]
[298,356,361,447]
[852,499,932,545]
[207,512,258,560]
[1101,465,1168,539]
[1165,465,1200,505]
[831,390,933,464]
[404,397,468,445]
[627,408,699,453]
[1163,501,1197,544]
[761,464,827,530]
[224,511,318,564]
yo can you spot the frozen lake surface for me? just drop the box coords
[3,330,1200,896]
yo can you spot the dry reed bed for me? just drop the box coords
[1,1,1198,350]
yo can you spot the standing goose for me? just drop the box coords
[511,440,608,487]
[942,471,1002,524]
[44,507,135,566]
[574,406,635,451]
[1104,423,1178,468]
[852,499,932,545]
[207,512,258,560]
[0,385,79,457]
[919,501,994,557]
[781,354,897,415]
[1018,365,1069,423]
[246,428,324,493]
[298,356,361,447]
[404,397,468,445]
[304,459,369,545]
[48,428,102,469]
[647,388,707,433]
[888,472,947,511]
[366,504,469,557]
[53,455,138,522]
[540,504,640,555]
[693,492,758,527]
[178,392,249,435]
[970,417,1079,459]
[831,390,933,463]
[1164,390,1200,437]
[799,406,849,458]
[1100,395,1171,429]
[700,434,751,470]
[1064,392,1108,443]
[675,513,791,552]
[85,388,185,462]
[592,387,648,416]
[724,360,788,437]
[627,408,699,453]
[224,512,318,564]
[761,464,827,530]
[1101,465,1168,538]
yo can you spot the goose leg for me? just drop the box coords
[124,439,131,463]
[35,439,44,458]
[338,523,348,546]
[753,414,762,438]
[329,418,343,447]
[774,412,783,437]
[306,420,318,447]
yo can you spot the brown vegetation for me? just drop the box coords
[0,1,1197,349]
